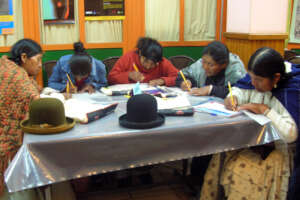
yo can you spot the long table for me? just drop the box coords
[4,93,280,193]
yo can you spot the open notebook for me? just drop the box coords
[40,93,118,124]
[193,101,242,117]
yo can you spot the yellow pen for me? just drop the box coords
[66,80,70,94]
[133,63,139,72]
[179,71,191,91]
[66,73,75,89]
[228,81,236,111]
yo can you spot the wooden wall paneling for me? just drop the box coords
[224,33,288,68]
[23,0,43,87]
[123,0,145,53]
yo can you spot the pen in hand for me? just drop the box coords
[227,81,236,111]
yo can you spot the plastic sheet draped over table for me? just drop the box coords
[4,94,280,192]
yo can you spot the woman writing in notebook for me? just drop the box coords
[176,41,246,98]
[48,41,107,94]
[200,47,299,200]
[108,37,179,86]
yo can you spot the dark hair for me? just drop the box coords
[9,39,42,65]
[136,37,163,63]
[202,41,229,66]
[69,42,92,76]
[248,47,289,83]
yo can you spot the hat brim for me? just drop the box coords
[20,117,76,134]
[119,114,165,129]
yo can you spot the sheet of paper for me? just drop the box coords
[107,83,156,92]
[155,95,191,110]
[193,101,241,117]
[242,110,271,125]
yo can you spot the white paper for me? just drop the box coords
[193,101,241,117]
[155,95,191,110]
[242,110,271,125]
[107,83,156,92]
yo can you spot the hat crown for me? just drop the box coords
[126,94,158,123]
[29,98,66,126]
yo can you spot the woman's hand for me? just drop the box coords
[128,71,145,82]
[69,85,78,94]
[237,103,269,115]
[180,80,192,91]
[224,96,238,111]
[189,86,211,96]
[149,78,165,86]
[79,84,95,94]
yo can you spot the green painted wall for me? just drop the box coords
[163,46,204,61]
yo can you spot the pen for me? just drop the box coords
[133,63,139,72]
[179,71,191,91]
[228,81,236,111]
[66,80,70,95]
[66,73,75,89]
[256,125,266,144]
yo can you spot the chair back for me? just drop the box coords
[43,60,57,79]
[288,56,300,65]
[102,56,120,75]
[284,50,297,61]
[168,55,195,70]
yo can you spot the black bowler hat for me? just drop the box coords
[119,94,165,129]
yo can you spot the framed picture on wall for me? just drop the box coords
[0,0,14,35]
[84,0,125,21]
[42,0,75,24]
[290,0,300,43]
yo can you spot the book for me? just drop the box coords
[40,93,118,124]
[64,99,118,124]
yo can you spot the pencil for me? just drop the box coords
[228,81,236,111]
[66,80,70,94]
[133,63,139,72]
[179,71,191,91]
[256,125,266,144]
[66,73,75,88]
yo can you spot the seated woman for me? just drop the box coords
[108,37,179,86]
[48,41,107,93]
[200,47,299,200]
[176,41,246,98]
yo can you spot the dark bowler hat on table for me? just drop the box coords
[119,94,165,129]
[21,98,75,134]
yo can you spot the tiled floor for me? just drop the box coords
[77,161,197,200]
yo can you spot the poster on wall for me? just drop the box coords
[0,0,14,35]
[84,0,125,21]
[42,0,75,24]
[290,0,300,43]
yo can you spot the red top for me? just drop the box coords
[108,51,179,86]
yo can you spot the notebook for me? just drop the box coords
[193,101,242,117]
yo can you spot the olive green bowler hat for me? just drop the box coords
[21,98,75,134]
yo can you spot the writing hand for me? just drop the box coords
[224,96,238,111]
[128,71,145,82]
[180,80,192,91]
[189,86,210,96]
[149,78,165,86]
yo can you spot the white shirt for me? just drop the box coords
[230,87,298,143]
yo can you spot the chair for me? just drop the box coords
[288,56,300,65]
[43,60,57,79]
[168,55,195,70]
[284,50,297,61]
[102,56,120,75]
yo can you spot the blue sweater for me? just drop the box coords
[48,54,107,91]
